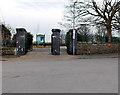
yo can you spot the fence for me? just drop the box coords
[77,42,118,55]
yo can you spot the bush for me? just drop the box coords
[65,32,70,54]
[112,37,120,43]
[2,40,16,47]
[25,32,33,51]
[77,34,90,42]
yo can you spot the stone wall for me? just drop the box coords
[77,42,118,55]
[0,47,15,55]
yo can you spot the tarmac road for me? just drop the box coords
[2,47,118,93]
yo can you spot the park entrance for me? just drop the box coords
[16,28,73,56]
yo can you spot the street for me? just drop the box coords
[2,47,118,93]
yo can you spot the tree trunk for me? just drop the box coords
[106,24,112,43]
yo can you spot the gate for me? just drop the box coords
[15,28,78,56]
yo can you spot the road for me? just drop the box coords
[2,47,118,93]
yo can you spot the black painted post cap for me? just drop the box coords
[68,29,77,32]
[16,28,27,34]
[16,28,26,31]
[52,29,61,32]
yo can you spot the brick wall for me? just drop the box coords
[77,42,118,55]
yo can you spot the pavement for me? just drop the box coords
[1,47,118,93]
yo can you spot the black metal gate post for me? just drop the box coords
[16,28,27,56]
[68,29,77,55]
[0,25,2,48]
[51,29,61,55]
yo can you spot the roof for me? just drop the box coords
[36,34,45,36]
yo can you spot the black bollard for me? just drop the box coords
[51,29,61,55]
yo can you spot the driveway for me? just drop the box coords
[2,47,118,93]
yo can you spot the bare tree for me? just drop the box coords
[77,24,90,35]
[59,0,85,30]
[60,30,66,44]
[60,0,120,42]
[95,25,106,43]
[77,24,91,42]
[89,0,120,42]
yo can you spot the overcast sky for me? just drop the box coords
[0,0,68,42]
[0,0,118,42]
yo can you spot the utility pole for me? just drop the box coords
[118,2,120,36]
[73,1,77,55]
[119,5,120,24]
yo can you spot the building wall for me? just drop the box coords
[36,34,45,44]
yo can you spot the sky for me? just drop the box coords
[0,0,119,42]
[0,0,68,42]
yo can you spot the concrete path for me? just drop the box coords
[2,47,118,93]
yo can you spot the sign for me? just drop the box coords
[73,29,76,39]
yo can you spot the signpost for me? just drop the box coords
[72,1,77,55]
[73,29,76,55]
